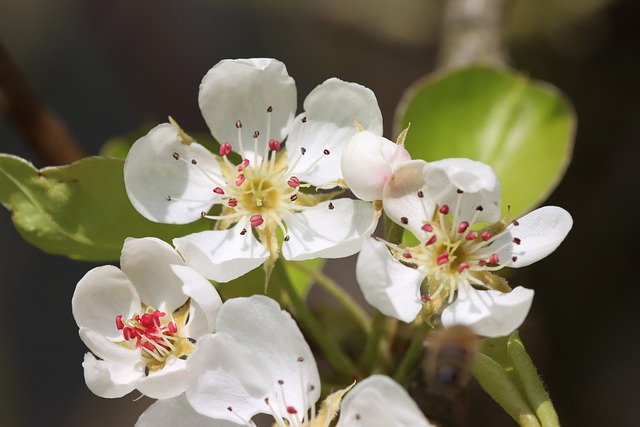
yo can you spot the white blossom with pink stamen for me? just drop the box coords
[124,58,381,282]
[355,158,573,337]
[71,237,222,399]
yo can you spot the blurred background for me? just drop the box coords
[1,0,638,425]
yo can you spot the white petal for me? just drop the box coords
[286,78,383,187]
[187,296,320,423]
[355,237,425,323]
[282,199,377,261]
[121,237,188,312]
[173,222,269,283]
[124,123,221,224]
[199,58,296,155]
[187,334,272,422]
[82,352,140,398]
[423,158,501,224]
[136,358,188,399]
[382,160,434,241]
[441,285,534,338]
[338,375,434,427]
[503,206,573,268]
[136,395,230,427]
[173,264,222,333]
[79,327,140,365]
[341,131,410,201]
[72,265,140,340]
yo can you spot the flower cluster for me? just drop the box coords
[71,57,573,425]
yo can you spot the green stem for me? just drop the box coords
[359,312,393,375]
[275,261,358,377]
[472,352,541,427]
[508,333,560,427]
[393,322,429,384]
[287,261,372,335]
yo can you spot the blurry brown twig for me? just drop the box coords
[0,39,85,165]
[437,0,508,69]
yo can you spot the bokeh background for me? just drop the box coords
[1,0,638,426]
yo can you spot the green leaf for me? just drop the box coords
[0,154,210,261]
[395,66,575,218]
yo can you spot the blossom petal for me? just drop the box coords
[355,237,425,323]
[423,158,501,224]
[199,58,296,155]
[72,265,140,340]
[501,206,573,268]
[187,296,320,423]
[441,285,534,338]
[136,358,188,399]
[120,237,188,312]
[136,395,230,427]
[173,264,222,334]
[124,123,221,224]
[286,78,383,187]
[79,328,140,365]
[341,131,410,201]
[173,222,269,283]
[82,352,140,398]
[382,159,434,240]
[338,375,434,427]
[281,199,376,261]
[187,334,273,422]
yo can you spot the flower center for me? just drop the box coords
[396,191,515,303]
[116,302,194,373]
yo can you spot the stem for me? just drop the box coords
[0,39,85,165]
[508,333,560,427]
[275,261,358,377]
[393,322,429,384]
[358,312,394,375]
[472,352,541,427]
[437,0,507,70]
[287,261,372,335]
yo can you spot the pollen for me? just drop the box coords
[116,301,194,373]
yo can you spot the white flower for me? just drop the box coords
[336,375,434,427]
[356,158,573,337]
[71,237,222,399]
[124,58,382,283]
[137,295,321,427]
[138,373,435,427]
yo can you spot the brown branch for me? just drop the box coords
[0,39,85,165]
[437,0,508,70]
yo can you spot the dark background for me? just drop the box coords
[1,0,638,425]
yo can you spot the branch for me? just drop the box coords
[437,0,508,69]
[0,40,85,165]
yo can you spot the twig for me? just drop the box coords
[0,39,85,165]
[437,0,508,70]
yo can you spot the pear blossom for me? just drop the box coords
[336,375,434,427]
[355,158,573,337]
[124,58,381,283]
[137,295,321,427]
[71,237,222,399]
[341,128,433,240]
[137,296,435,427]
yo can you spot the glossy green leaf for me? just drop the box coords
[395,66,575,218]
[0,154,210,261]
